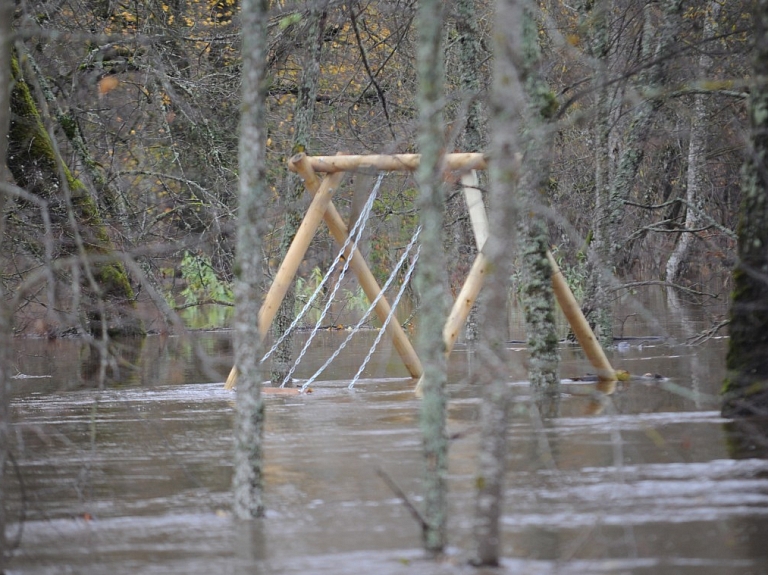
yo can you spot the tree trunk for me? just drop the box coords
[7,55,141,336]
[271,2,328,385]
[455,0,486,344]
[581,0,615,348]
[0,0,13,566]
[606,0,683,274]
[722,0,768,418]
[665,1,719,283]
[469,0,520,564]
[232,0,269,519]
[415,0,448,556]
[518,5,560,400]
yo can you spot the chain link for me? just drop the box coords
[347,244,421,389]
[301,225,422,392]
[260,173,384,366]
[279,173,383,387]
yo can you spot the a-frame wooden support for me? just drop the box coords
[225,152,616,391]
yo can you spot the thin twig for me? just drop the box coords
[375,467,429,531]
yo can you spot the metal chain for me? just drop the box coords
[347,244,421,389]
[301,225,422,392]
[260,173,384,365]
[279,174,383,387]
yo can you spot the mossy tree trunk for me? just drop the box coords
[271,2,328,385]
[518,5,560,406]
[415,0,449,556]
[232,0,269,518]
[722,0,768,418]
[0,0,13,566]
[7,55,140,336]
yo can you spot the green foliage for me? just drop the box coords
[294,266,370,326]
[179,251,233,305]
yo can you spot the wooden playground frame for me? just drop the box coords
[225,152,616,391]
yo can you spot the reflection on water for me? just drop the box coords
[6,294,768,574]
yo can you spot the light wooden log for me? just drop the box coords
[415,173,490,395]
[287,153,488,174]
[461,170,488,251]
[290,153,424,380]
[224,169,345,390]
[547,251,616,381]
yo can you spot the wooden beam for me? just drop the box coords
[287,153,488,174]
[547,251,616,381]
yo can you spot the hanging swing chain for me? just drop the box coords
[300,225,422,392]
[260,173,384,366]
[347,243,421,390]
[279,173,383,386]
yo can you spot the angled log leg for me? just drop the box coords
[225,170,345,390]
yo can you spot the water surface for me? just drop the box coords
[6,293,768,574]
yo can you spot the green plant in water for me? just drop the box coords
[179,251,233,305]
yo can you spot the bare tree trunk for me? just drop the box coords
[581,0,615,348]
[665,1,719,283]
[0,0,13,566]
[455,0,487,345]
[415,0,448,556]
[469,0,521,564]
[232,0,269,519]
[271,2,328,384]
[606,0,683,274]
[722,0,768,418]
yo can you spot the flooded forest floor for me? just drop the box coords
[5,296,768,574]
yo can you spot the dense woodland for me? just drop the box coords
[0,0,752,340]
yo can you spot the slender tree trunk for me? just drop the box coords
[665,1,719,283]
[415,0,448,556]
[0,1,13,566]
[518,5,560,401]
[232,0,269,518]
[271,3,328,384]
[469,0,520,564]
[606,0,682,274]
[455,0,486,344]
[581,0,615,348]
[722,0,768,418]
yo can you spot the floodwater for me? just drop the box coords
[5,291,768,574]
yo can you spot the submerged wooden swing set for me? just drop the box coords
[224,152,616,392]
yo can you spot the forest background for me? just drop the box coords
[0,0,750,348]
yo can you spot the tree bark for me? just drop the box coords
[722,0,768,418]
[581,0,615,348]
[518,5,560,402]
[415,0,448,556]
[271,2,328,385]
[469,0,520,564]
[7,55,140,336]
[232,0,269,518]
[665,1,719,283]
[455,0,486,344]
[0,0,13,566]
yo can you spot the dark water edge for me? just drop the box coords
[6,291,768,574]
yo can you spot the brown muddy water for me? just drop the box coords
[5,292,768,574]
